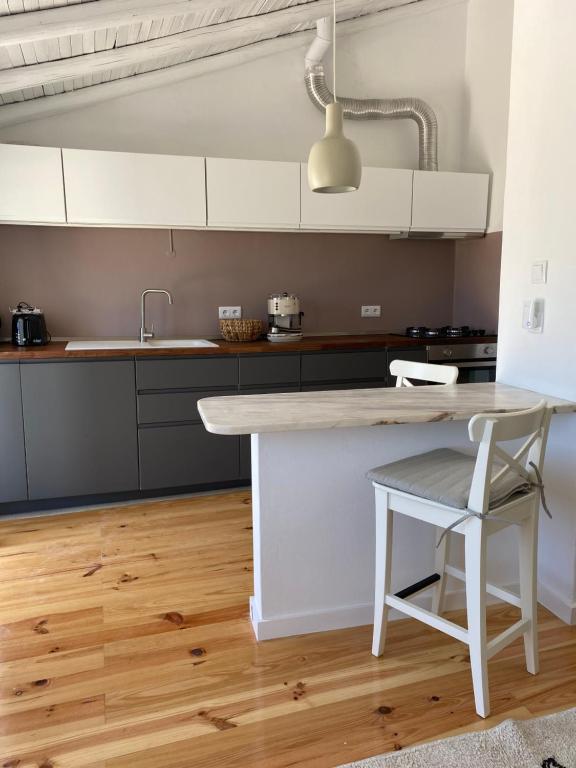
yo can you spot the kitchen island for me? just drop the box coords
[199,383,576,640]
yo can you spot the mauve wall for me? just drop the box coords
[0,226,460,339]
[452,231,502,333]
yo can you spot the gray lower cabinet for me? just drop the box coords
[139,424,239,490]
[387,347,427,367]
[138,390,220,425]
[0,363,28,503]
[10,344,417,505]
[135,356,241,490]
[136,377,240,490]
[301,350,388,387]
[136,357,237,390]
[239,355,300,387]
[21,360,139,500]
[301,381,386,392]
[386,347,428,385]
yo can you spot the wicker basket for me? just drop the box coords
[219,318,264,342]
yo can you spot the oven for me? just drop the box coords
[427,343,497,384]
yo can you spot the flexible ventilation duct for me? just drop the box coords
[304,18,438,172]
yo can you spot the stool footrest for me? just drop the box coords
[395,573,441,600]
[486,619,531,659]
[444,565,522,608]
[385,594,469,644]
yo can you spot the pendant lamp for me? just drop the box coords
[307,0,362,193]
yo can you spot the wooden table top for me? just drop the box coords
[198,382,575,435]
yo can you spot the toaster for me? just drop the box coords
[11,302,50,346]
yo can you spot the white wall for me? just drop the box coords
[0,1,468,169]
[461,0,513,232]
[497,0,576,623]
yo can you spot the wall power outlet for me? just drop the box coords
[218,306,242,319]
[361,305,381,318]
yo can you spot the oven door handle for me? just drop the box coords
[452,361,496,368]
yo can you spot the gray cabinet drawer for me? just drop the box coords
[301,350,387,383]
[0,363,28,503]
[139,424,239,490]
[239,354,300,388]
[136,356,237,391]
[21,360,138,500]
[301,381,386,392]
[138,388,236,425]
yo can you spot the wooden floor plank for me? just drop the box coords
[0,490,573,768]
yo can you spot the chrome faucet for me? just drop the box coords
[140,289,174,343]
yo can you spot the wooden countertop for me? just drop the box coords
[198,382,575,435]
[0,334,497,361]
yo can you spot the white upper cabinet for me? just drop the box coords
[411,171,489,233]
[0,144,66,224]
[0,141,490,235]
[206,158,300,229]
[62,149,206,227]
[300,166,413,232]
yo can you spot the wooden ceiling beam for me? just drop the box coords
[0,0,252,47]
[0,0,412,93]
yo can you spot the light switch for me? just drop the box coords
[531,260,548,284]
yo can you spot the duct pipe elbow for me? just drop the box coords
[303,21,439,171]
[304,16,332,72]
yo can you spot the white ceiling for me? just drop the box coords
[0,0,429,115]
[0,0,436,125]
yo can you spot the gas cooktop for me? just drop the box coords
[402,326,489,339]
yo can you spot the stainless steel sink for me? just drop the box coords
[65,339,219,351]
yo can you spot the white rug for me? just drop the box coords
[339,708,576,768]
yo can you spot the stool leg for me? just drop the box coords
[431,528,449,615]
[372,492,393,657]
[465,519,490,718]
[519,505,539,675]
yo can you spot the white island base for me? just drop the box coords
[249,420,474,640]
[197,382,576,641]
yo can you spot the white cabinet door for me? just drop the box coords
[63,149,206,227]
[206,158,300,229]
[0,144,66,223]
[411,171,489,233]
[300,165,413,232]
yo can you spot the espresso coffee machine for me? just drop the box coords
[267,292,303,342]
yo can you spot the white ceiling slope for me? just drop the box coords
[0,0,436,125]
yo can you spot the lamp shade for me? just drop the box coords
[308,102,362,193]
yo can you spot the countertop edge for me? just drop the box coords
[0,334,498,361]
[198,410,462,435]
[197,385,576,436]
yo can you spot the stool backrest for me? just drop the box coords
[390,359,459,388]
[467,400,550,514]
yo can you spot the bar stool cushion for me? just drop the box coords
[367,448,531,510]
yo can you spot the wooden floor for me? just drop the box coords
[0,490,575,768]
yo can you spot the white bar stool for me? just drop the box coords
[390,359,459,387]
[390,358,459,612]
[368,400,551,718]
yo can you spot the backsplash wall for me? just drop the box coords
[453,232,502,330]
[0,226,498,339]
